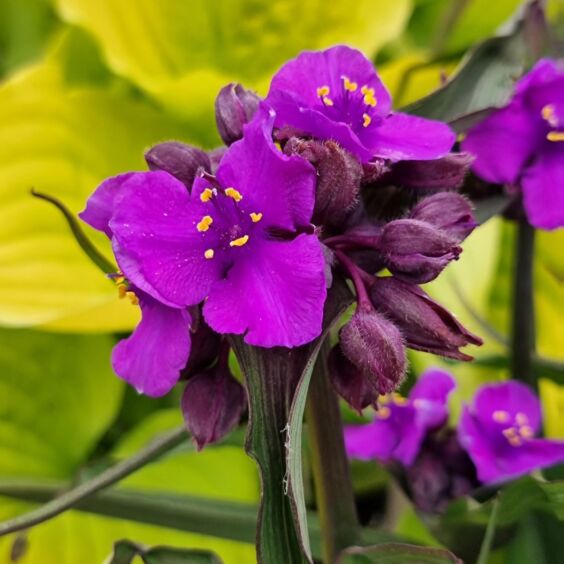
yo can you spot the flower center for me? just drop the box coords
[492,410,534,447]
[315,76,379,133]
[541,104,564,142]
[196,185,263,260]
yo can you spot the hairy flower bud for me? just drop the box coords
[362,157,392,185]
[378,219,461,284]
[284,138,362,229]
[328,344,379,412]
[181,364,246,450]
[145,141,210,188]
[215,83,260,146]
[339,310,407,395]
[410,192,476,243]
[370,277,482,360]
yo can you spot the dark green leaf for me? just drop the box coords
[108,539,221,564]
[338,542,461,563]
[476,497,499,564]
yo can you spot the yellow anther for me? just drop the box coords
[250,212,263,223]
[376,406,391,419]
[196,215,213,232]
[502,427,518,440]
[542,104,558,127]
[322,96,334,107]
[362,113,372,128]
[515,412,529,426]
[230,235,249,247]
[547,131,564,142]
[361,85,374,96]
[274,141,283,152]
[117,284,127,299]
[114,276,125,285]
[392,393,407,405]
[200,188,215,202]
[492,410,510,423]
[316,85,330,97]
[342,76,358,92]
[126,291,139,306]
[204,249,215,259]
[507,435,523,447]
[363,93,377,107]
[225,187,243,202]
[519,425,534,439]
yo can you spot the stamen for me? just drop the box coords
[250,212,263,223]
[547,131,564,142]
[392,393,407,406]
[230,235,249,247]
[204,249,215,259]
[342,76,358,92]
[519,425,534,439]
[200,188,215,202]
[363,92,377,107]
[361,85,374,96]
[274,141,283,152]
[322,96,334,106]
[316,85,330,97]
[376,406,391,419]
[541,104,558,127]
[196,215,213,232]
[515,412,529,426]
[225,187,243,201]
[492,410,510,423]
[362,113,371,127]
[507,435,523,447]
[117,284,127,299]
[125,291,139,306]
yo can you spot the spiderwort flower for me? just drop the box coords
[80,174,192,397]
[458,381,564,484]
[108,108,327,348]
[462,59,564,230]
[345,369,456,465]
[266,45,455,163]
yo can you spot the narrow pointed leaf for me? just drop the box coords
[338,543,462,564]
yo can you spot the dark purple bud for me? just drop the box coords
[328,344,379,412]
[181,364,246,450]
[284,138,362,229]
[410,192,477,243]
[339,310,407,396]
[362,157,392,185]
[370,277,482,361]
[182,307,221,377]
[378,219,461,284]
[207,146,227,174]
[215,83,260,146]
[145,141,210,188]
[388,152,474,191]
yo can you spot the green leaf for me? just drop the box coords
[338,542,461,563]
[230,279,353,563]
[476,498,500,564]
[108,540,222,564]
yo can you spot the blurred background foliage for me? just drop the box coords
[1,0,563,562]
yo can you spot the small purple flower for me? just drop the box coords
[458,380,564,484]
[462,59,564,230]
[345,369,456,466]
[266,45,455,163]
[80,174,192,397]
[106,109,327,348]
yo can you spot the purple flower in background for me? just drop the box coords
[345,369,456,466]
[107,109,327,348]
[462,59,564,230]
[266,45,455,163]
[80,174,191,397]
[458,380,564,484]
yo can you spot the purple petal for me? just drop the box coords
[516,58,562,96]
[110,171,224,307]
[409,368,456,429]
[203,234,327,348]
[462,102,538,184]
[371,112,455,162]
[112,292,191,397]
[522,144,564,230]
[214,106,317,230]
[79,173,135,237]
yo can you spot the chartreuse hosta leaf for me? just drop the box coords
[0,48,196,331]
[55,0,413,144]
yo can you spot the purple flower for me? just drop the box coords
[266,45,455,163]
[462,59,564,230]
[458,380,564,484]
[106,109,327,348]
[80,174,192,397]
[345,369,456,466]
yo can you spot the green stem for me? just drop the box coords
[306,343,360,563]
[0,426,186,537]
[510,219,537,391]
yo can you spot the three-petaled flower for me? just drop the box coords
[266,45,455,162]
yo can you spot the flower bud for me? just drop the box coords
[378,219,461,284]
[370,277,482,360]
[182,307,220,377]
[284,138,362,229]
[362,157,392,185]
[181,364,246,450]
[339,310,407,395]
[328,344,379,412]
[215,83,260,146]
[208,146,227,174]
[410,193,476,243]
[145,141,210,188]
